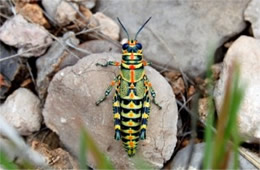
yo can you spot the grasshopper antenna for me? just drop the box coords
[134,17,152,40]
[117,17,130,40]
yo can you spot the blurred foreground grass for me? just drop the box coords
[203,62,245,169]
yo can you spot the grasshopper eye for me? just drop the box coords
[136,43,142,49]
[122,43,129,50]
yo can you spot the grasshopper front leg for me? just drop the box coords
[96,61,120,67]
[96,76,120,105]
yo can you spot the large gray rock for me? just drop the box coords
[43,53,178,169]
[214,36,260,142]
[244,0,260,39]
[0,88,42,136]
[0,14,52,57]
[170,143,257,170]
[96,0,250,77]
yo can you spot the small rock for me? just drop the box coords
[198,97,210,123]
[16,3,50,28]
[170,143,257,169]
[75,5,93,28]
[36,32,80,99]
[195,77,209,97]
[55,1,79,26]
[43,53,178,169]
[93,12,120,40]
[0,14,52,57]
[42,0,61,21]
[162,70,182,82]
[211,63,222,81]
[244,0,260,39]
[68,0,96,9]
[31,141,79,169]
[0,88,42,136]
[187,85,196,99]
[81,0,96,9]
[214,36,260,141]
[162,71,185,99]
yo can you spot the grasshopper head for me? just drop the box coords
[117,17,151,54]
[122,40,142,55]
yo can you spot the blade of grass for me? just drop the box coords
[132,156,153,170]
[79,126,114,169]
[202,42,216,169]
[202,99,215,169]
[0,151,18,169]
[211,62,245,169]
[79,130,88,169]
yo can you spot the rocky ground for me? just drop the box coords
[0,0,260,169]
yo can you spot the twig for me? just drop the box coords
[45,31,80,60]
[26,61,36,86]
[66,0,89,25]
[41,6,59,26]
[0,12,10,19]
[239,148,260,169]
[185,93,199,169]
[8,0,16,16]
[65,39,91,55]
[0,115,48,168]
[0,44,49,63]
[75,26,102,36]
[178,94,193,112]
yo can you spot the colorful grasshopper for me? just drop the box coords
[96,17,161,157]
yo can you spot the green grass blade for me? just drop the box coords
[79,127,114,169]
[0,151,18,169]
[202,98,215,169]
[203,43,216,169]
[79,130,88,169]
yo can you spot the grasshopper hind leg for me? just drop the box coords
[140,91,151,140]
[113,86,121,140]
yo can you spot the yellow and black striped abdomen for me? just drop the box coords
[119,79,146,156]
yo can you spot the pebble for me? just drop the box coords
[0,14,52,57]
[0,88,42,136]
[93,12,120,40]
[214,36,260,141]
[16,3,50,28]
